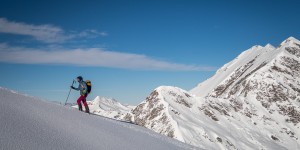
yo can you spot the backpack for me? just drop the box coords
[85,80,92,94]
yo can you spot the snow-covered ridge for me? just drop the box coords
[85,96,135,120]
[125,86,196,142]
[190,37,298,98]
[0,87,28,96]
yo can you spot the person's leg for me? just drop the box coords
[82,94,90,113]
[77,95,84,111]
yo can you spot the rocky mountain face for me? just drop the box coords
[198,37,300,149]
[124,86,196,142]
[123,37,300,150]
[193,37,300,126]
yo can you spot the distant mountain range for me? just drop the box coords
[88,37,300,149]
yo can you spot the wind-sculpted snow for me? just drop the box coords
[0,87,197,150]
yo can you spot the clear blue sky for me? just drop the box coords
[0,0,299,105]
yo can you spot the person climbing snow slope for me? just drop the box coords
[71,76,90,114]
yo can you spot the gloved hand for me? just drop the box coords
[70,86,75,89]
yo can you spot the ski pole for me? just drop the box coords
[64,80,75,105]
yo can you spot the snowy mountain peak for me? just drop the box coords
[191,42,277,98]
[250,45,263,50]
[280,36,300,48]
[154,86,195,108]
[188,37,300,149]
[264,43,275,49]
[286,36,299,42]
[93,96,118,104]
[76,96,135,120]
[126,86,198,142]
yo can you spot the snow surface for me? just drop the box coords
[0,87,198,150]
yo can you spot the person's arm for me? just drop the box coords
[71,84,80,91]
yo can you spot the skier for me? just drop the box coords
[71,76,90,114]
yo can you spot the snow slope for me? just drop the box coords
[0,87,197,150]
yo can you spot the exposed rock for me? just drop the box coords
[271,135,279,141]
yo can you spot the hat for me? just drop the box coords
[77,76,83,81]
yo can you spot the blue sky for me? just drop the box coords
[0,0,300,104]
